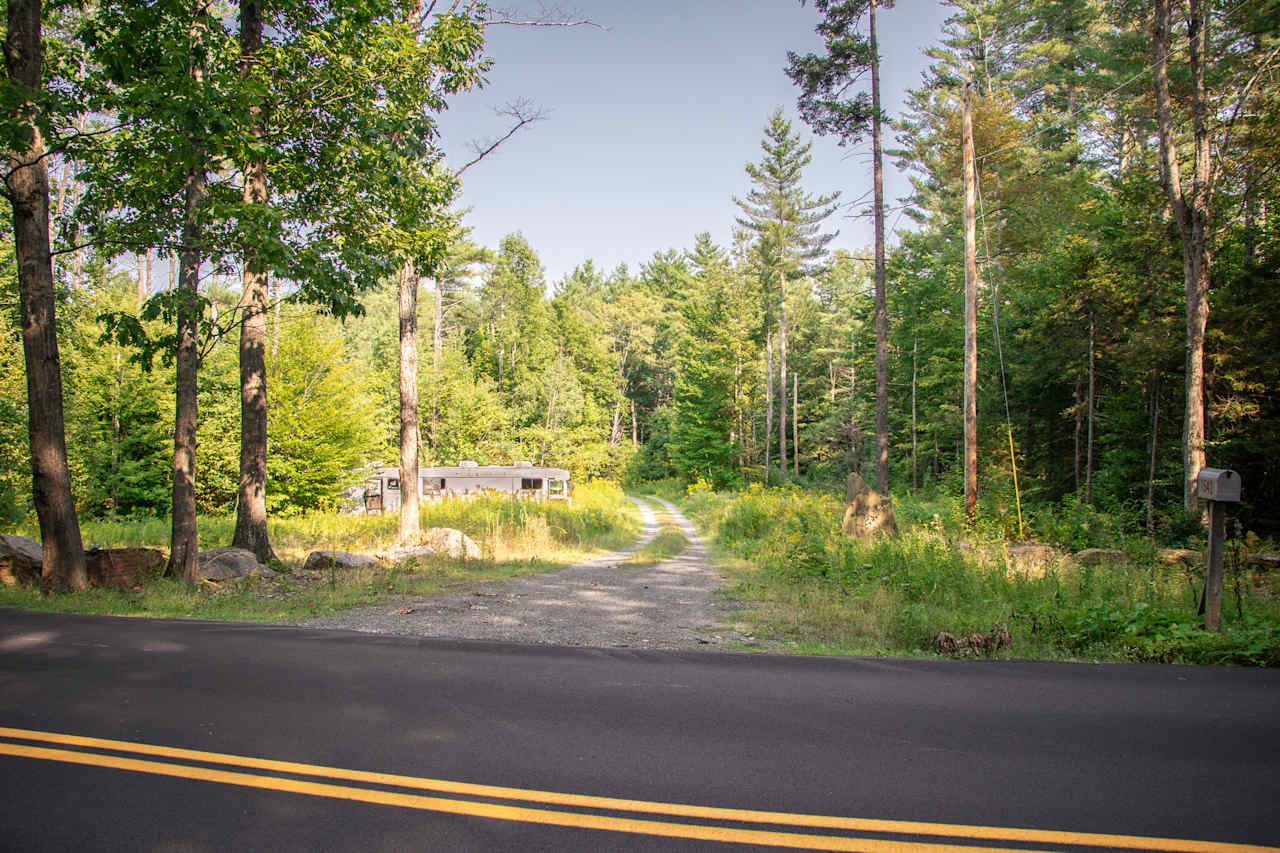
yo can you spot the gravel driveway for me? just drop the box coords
[299,497,750,650]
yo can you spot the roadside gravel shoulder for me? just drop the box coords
[299,497,752,650]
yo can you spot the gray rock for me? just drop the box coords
[378,545,436,565]
[0,534,43,585]
[303,550,379,572]
[198,547,271,580]
[422,528,482,560]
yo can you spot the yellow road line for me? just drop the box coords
[0,742,1042,853]
[1,726,1274,853]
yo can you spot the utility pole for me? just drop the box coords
[962,77,980,519]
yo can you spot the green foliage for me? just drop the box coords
[677,483,1280,664]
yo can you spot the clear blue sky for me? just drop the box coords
[437,0,955,285]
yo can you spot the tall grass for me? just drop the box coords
[676,482,1280,665]
[18,480,638,567]
[2,481,641,623]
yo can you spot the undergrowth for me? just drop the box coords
[2,481,640,622]
[673,481,1280,666]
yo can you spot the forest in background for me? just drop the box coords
[3,0,1278,576]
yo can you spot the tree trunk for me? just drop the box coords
[398,260,421,543]
[765,331,773,484]
[870,0,890,496]
[1153,0,1210,520]
[4,0,87,590]
[631,397,638,449]
[167,160,205,585]
[169,253,177,291]
[231,0,275,563]
[961,78,980,519]
[1084,307,1096,504]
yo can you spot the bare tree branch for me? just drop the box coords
[482,3,606,29]
[454,98,549,176]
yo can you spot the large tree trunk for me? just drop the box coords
[231,0,275,563]
[1153,0,1210,519]
[398,260,421,543]
[166,5,210,585]
[167,161,205,584]
[870,0,890,496]
[4,0,87,591]
[961,78,980,519]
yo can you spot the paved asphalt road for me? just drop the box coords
[1,608,1277,852]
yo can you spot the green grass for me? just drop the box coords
[619,500,689,569]
[1,481,642,623]
[672,481,1280,665]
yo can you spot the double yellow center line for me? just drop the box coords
[0,726,1271,852]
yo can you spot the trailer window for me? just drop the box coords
[387,478,400,490]
[521,478,543,490]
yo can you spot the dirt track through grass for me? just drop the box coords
[300,497,750,650]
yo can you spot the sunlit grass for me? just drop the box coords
[673,482,1280,665]
[619,501,689,569]
[1,481,641,623]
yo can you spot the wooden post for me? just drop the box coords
[962,77,980,519]
[1203,500,1225,631]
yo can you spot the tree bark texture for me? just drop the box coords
[1153,0,1210,519]
[870,0,890,496]
[4,0,88,590]
[167,161,205,584]
[231,0,276,563]
[398,260,421,543]
[962,78,980,519]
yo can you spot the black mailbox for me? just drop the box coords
[1197,468,1241,503]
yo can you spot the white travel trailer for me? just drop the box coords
[351,460,572,514]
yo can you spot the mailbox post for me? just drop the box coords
[1197,468,1241,631]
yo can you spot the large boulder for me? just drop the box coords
[422,527,482,560]
[840,473,898,539]
[302,550,379,572]
[198,547,273,581]
[378,544,436,565]
[0,534,42,585]
[86,547,165,588]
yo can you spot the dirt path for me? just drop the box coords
[299,497,750,650]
